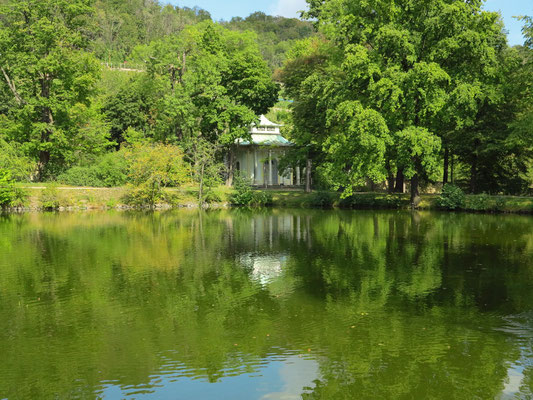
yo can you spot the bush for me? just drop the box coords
[493,196,507,212]
[122,186,162,208]
[229,176,255,205]
[436,184,465,210]
[0,169,16,208]
[337,193,405,209]
[123,143,190,207]
[466,193,491,211]
[309,191,335,208]
[251,191,273,207]
[96,152,128,187]
[10,187,29,208]
[57,166,104,187]
[39,185,61,210]
[230,176,272,207]
[57,152,128,188]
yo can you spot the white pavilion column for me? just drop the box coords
[296,166,301,186]
[268,150,273,186]
[253,148,257,185]
[290,168,294,186]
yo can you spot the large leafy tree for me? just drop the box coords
[116,21,279,184]
[286,0,507,202]
[0,0,106,178]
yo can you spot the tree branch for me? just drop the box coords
[1,67,25,105]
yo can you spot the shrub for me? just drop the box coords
[203,189,222,204]
[10,187,29,208]
[57,166,103,187]
[309,191,335,208]
[39,185,60,210]
[337,193,405,209]
[96,152,128,187]
[229,176,255,205]
[122,186,161,208]
[230,176,272,207]
[122,143,190,207]
[251,191,273,207]
[466,193,491,211]
[57,152,128,188]
[493,196,507,212]
[436,184,465,210]
[0,169,16,208]
[0,138,36,181]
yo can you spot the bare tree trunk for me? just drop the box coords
[394,169,405,193]
[305,158,312,193]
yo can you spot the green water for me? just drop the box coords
[0,210,532,399]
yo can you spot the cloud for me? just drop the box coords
[270,0,308,18]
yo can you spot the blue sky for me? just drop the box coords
[168,0,532,46]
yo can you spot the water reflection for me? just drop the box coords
[0,210,532,399]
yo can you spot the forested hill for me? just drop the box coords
[91,0,315,69]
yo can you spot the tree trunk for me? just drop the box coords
[305,158,312,193]
[410,173,420,208]
[198,163,205,205]
[385,162,395,193]
[470,155,477,194]
[410,158,422,208]
[451,153,455,184]
[38,76,52,181]
[443,147,449,185]
[394,169,405,193]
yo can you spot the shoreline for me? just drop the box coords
[2,186,532,215]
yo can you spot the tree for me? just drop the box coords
[129,21,279,185]
[285,0,507,203]
[0,0,106,178]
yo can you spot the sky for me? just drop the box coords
[168,0,532,46]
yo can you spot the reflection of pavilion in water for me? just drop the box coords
[226,212,314,285]
[225,212,313,250]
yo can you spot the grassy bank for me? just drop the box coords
[9,184,233,211]
[271,190,533,214]
[4,185,533,214]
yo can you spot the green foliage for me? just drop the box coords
[57,167,104,187]
[436,184,466,210]
[308,191,335,208]
[338,193,406,209]
[466,193,491,212]
[284,0,523,198]
[39,185,60,210]
[494,196,507,212]
[123,142,190,207]
[225,12,315,69]
[0,169,16,208]
[57,152,128,187]
[0,0,106,177]
[0,137,36,181]
[229,175,272,207]
[95,152,128,187]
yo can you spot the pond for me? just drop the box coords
[0,209,532,399]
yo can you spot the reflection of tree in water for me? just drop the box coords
[0,210,531,398]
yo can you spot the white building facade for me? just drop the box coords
[235,115,301,187]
